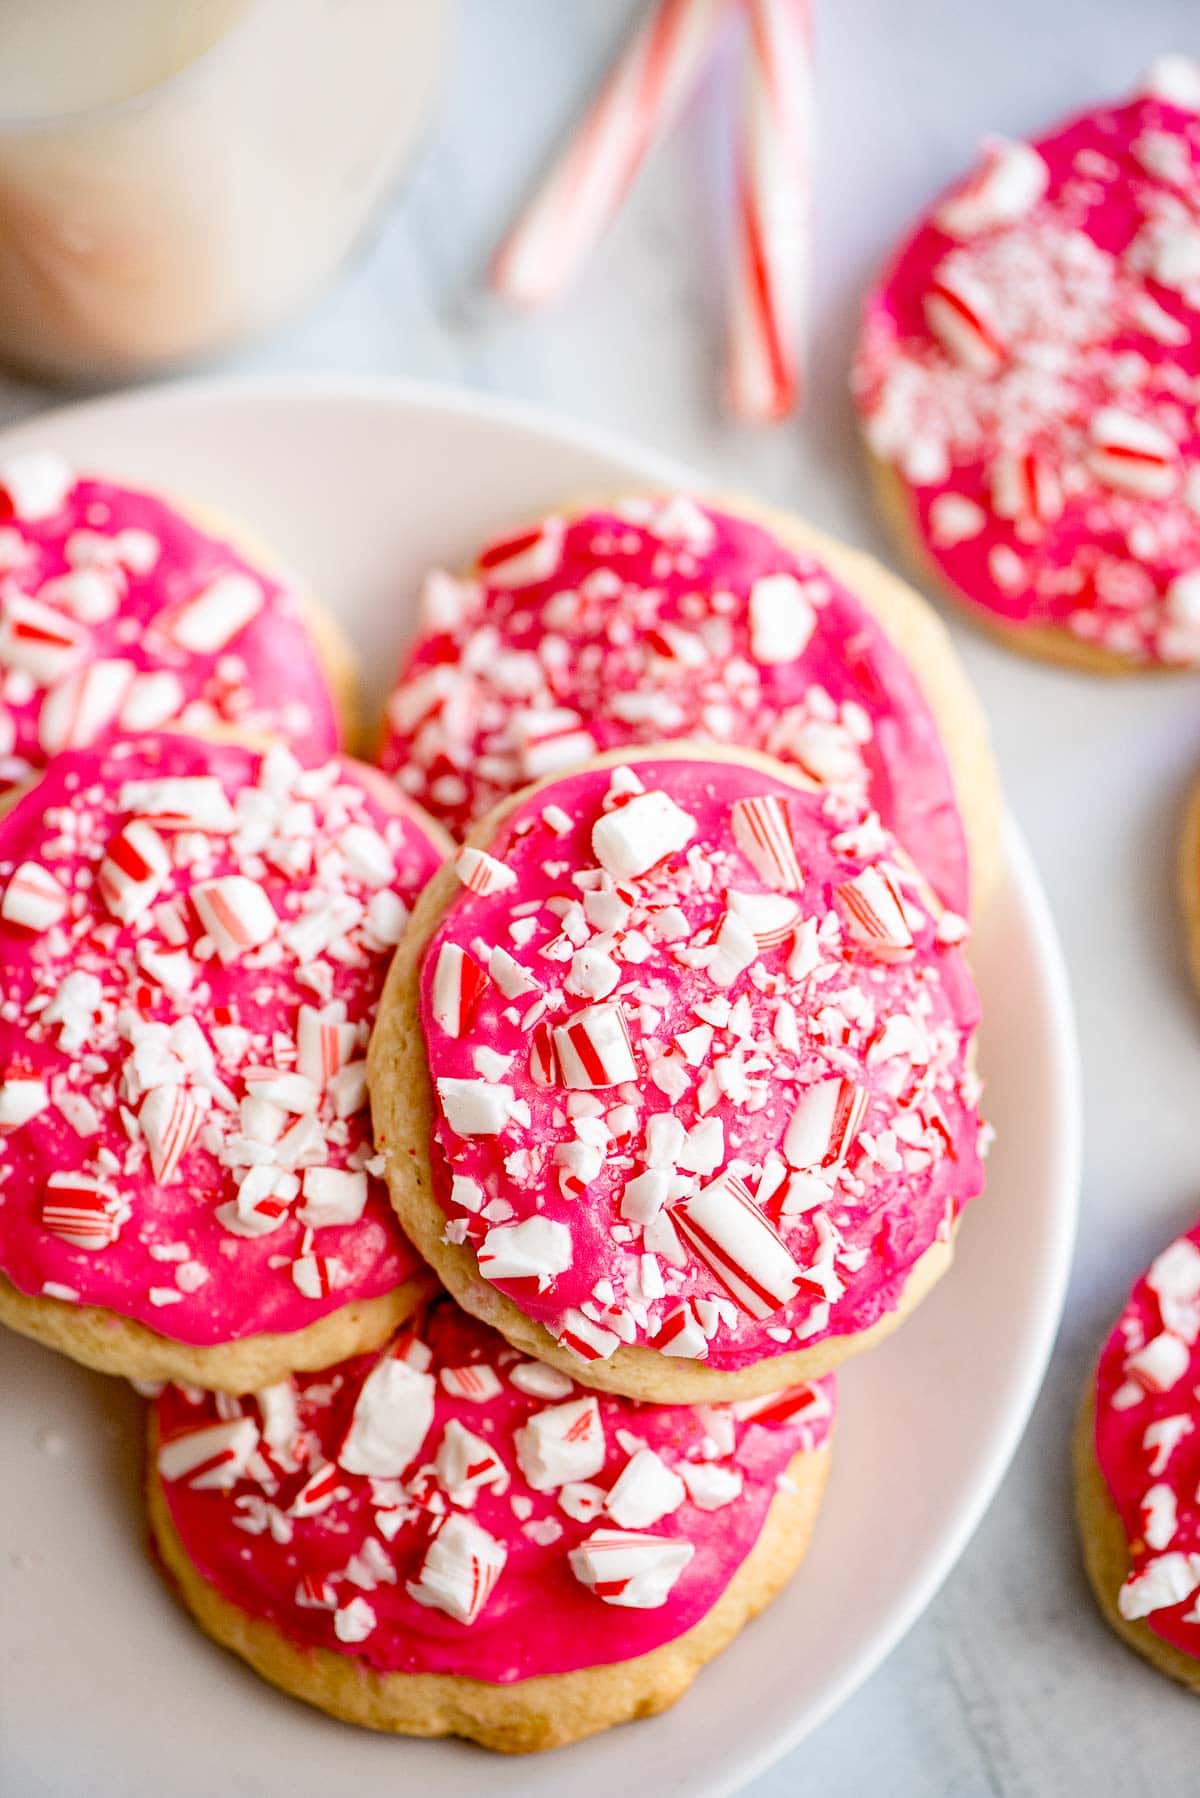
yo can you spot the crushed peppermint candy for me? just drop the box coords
[380,497,970,913]
[415,755,983,1379]
[854,80,1200,666]
[0,461,341,794]
[152,1297,834,1679]
[0,733,445,1351]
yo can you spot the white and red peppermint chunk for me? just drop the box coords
[0,733,445,1349]
[152,1301,836,1677]
[378,499,970,912]
[855,88,1200,667]
[419,754,983,1375]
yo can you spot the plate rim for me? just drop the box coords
[0,374,1083,1792]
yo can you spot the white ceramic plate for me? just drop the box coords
[0,378,1081,1798]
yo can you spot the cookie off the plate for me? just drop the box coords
[369,745,986,1403]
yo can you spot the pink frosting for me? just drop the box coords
[416,755,984,1376]
[0,734,445,1346]
[855,82,1200,665]
[153,1297,835,1681]
[380,497,970,913]
[1093,1218,1200,1655]
[0,453,340,791]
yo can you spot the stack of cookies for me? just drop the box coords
[0,462,1000,1751]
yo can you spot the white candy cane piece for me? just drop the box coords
[727,888,802,948]
[2,861,68,932]
[605,1447,686,1528]
[1142,1483,1179,1551]
[339,1349,436,1478]
[478,1216,572,1284]
[454,845,518,896]
[591,789,696,879]
[436,1077,521,1136]
[1127,1332,1190,1394]
[41,1172,123,1249]
[167,573,263,653]
[295,1571,338,1608]
[731,793,804,890]
[439,1364,504,1403]
[296,1003,356,1088]
[529,1022,559,1087]
[509,1360,575,1400]
[836,866,914,960]
[406,1514,507,1625]
[116,776,237,833]
[475,516,565,586]
[0,1075,49,1128]
[1089,407,1178,497]
[158,1416,259,1490]
[97,821,171,924]
[555,1308,622,1362]
[924,265,1007,373]
[514,1395,605,1490]
[727,0,812,421]
[139,1085,205,1185]
[191,875,278,963]
[490,0,731,308]
[1148,1238,1200,1305]
[299,1167,368,1228]
[290,1462,343,1518]
[672,1170,802,1319]
[431,942,489,1037]
[935,136,1049,237]
[291,1253,345,1299]
[435,1419,509,1507]
[783,1076,868,1169]
[1118,1551,1200,1621]
[989,450,1063,526]
[0,592,84,683]
[118,671,188,732]
[0,450,73,520]
[733,1378,832,1427]
[748,571,816,661]
[569,1528,694,1609]
[553,1001,637,1088]
[38,658,134,754]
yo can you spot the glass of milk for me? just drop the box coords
[0,0,452,380]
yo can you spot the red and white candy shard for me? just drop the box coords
[338,1351,436,1480]
[407,1514,508,1625]
[158,1416,260,1491]
[420,756,982,1375]
[568,1528,695,1609]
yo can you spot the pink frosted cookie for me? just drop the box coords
[370,746,985,1403]
[146,1295,834,1751]
[1077,1214,1200,1692]
[0,451,355,789]
[0,732,449,1390]
[378,495,1002,917]
[855,60,1200,671]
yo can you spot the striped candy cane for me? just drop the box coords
[726,0,812,421]
[491,0,733,308]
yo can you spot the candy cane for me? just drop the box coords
[490,0,733,308]
[726,0,813,421]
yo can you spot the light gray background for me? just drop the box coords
[2,3,1198,1793]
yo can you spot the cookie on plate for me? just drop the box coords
[146,1294,834,1752]
[0,450,358,784]
[1075,1215,1200,1691]
[854,60,1200,671]
[378,493,1001,917]
[0,732,448,1390]
[370,745,985,1403]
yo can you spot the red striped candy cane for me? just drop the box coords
[491,0,733,308]
[727,0,812,421]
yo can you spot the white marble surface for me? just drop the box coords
[2,1,1200,1791]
